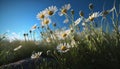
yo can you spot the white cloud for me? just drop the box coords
[7,32,24,42]
[6,30,10,33]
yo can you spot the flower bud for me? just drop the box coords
[89,3,94,10]
[41,26,44,28]
[71,9,74,15]
[50,30,53,34]
[53,23,56,27]
[102,10,109,17]
[79,11,84,17]
[47,50,51,55]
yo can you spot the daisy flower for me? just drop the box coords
[41,18,51,26]
[14,45,22,51]
[36,10,47,20]
[79,11,84,17]
[89,3,94,10]
[55,28,74,40]
[59,4,71,16]
[57,43,71,53]
[47,50,51,55]
[31,52,42,59]
[74,18,82,26]
[32,24,37,30]
[53,29,67,40]
[46,6,58,16]
[87,12,101,22]
[71,9,74,15]
[60,29,71,39]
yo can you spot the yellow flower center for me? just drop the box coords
[32,26,37,29]
[53,23,56,27]
[48,11,54,15]
[44,19,49,25]
[61,9,67,14]
[80,11,84,17]
[62,33,67,38]
[61,46,67,51]
[89,17,94,21]
[36,55,39,58]
[39,14,45,19]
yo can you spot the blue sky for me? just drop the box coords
[0,0,119,40]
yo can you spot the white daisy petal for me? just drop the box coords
[14,45,22,51]
[74,18,82,26]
